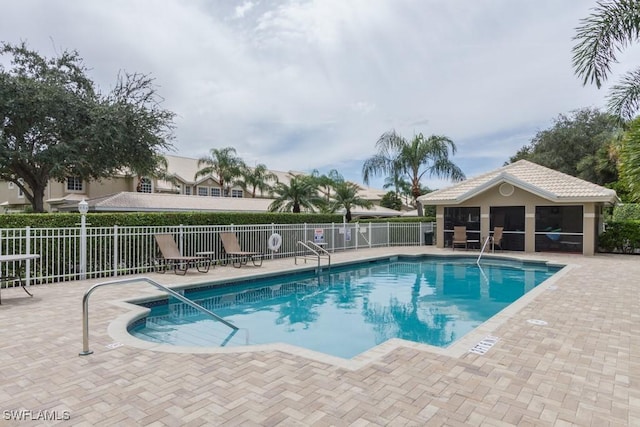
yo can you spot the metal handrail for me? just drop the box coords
[477,236,492,265]
[306,241,331,269]
[79,276,237,356]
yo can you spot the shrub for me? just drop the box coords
[612,204,640,221]
[599,221,640,253]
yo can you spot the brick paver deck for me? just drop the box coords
[1,247,638,426]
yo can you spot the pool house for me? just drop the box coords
[418,160,618,256]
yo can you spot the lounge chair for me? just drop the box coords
[154,234,210,275]
[452,226,468,250]
[220,232,263,268]
[491,226,504,251]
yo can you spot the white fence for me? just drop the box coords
[0,222,435,286]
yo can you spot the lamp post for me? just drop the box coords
[78,199,89,280]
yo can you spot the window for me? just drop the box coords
[535,205,583,252]
[197,187,208,196]
[231,189,243,198]
[490,206,525,251]
[17,178,24,198]
[443,207,481,247]
[184,186,191,195]
[210,188,221,197]
[66,177,83,191]
[137,177,152,193]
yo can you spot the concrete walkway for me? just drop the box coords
[0,247,638,426]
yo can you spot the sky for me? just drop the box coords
[1,0,636,191]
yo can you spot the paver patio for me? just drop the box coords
[1,247,638,426]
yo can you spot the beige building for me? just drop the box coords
[418,160,619,256]
[0,154,398,218]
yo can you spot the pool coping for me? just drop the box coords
[107,252,573,371]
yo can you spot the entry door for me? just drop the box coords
[490,206,525,251]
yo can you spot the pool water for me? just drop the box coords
[129,256,561,359]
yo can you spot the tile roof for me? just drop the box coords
[59,192,402,217]
[418,160,618,204]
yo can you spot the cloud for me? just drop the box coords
[1,0,634,192]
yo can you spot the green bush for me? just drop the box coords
[0,212,343,228]
[599,221,640,253]
[612,204,640,221]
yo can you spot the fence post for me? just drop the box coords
[179,224,184,253]
[387,222,390,247]
[80,216,87,280]
[271,223,275,260]
[331,223,335,253]
[26,226,32,286]
[369,222,372,249]
[113,225,119,277]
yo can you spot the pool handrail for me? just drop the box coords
[295,241,330,271]
[79,276,238,356]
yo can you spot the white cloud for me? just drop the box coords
[1,0,634,191]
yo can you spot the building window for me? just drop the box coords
[17,178,24,198]
[535,205,583,253]
[184,186,191,195]
[197,187,208,196]
[67,177,83,191]
[137,177,152,193]
[231,189,243,198]
[443,207,481,247]
[211,188,221,197]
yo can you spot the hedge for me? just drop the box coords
[599,221,640,254]
[612,204,640,221]
[0,211,439,229]
[0,212,344,228]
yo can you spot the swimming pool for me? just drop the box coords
[128,255,562,359]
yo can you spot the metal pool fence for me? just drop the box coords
[0,222,435,286]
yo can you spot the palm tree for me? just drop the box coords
[237,164,278,198]
[362,130,465,216]
[310,168,344,202]
[327,181,373,222]
[572,0,640,120]
[268,174,323,213]
[572,1,640,199]
[195,147,245,196]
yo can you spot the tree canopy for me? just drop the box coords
[572,0,640,120]
[0,42,175,212]
[195,146,246,196]
[508,108,622,186]
[362,130,464,216]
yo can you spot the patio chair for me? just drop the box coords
[220,232,263,268]
[491,226,504,251]
[154,234,210,275]
[452,226,468,250]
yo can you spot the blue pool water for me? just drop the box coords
[129,256,561,358]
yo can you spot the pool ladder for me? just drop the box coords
[295,241,331,271]
[79,276,238,356]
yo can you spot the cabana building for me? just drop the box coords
[417,160,618,256]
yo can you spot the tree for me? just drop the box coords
[237,163,278,198]
[362,130,464,216]
[268,174,323,213]
[195,146,245,196]
[619,117,640,200]
[383,175,412,206]
[508,108,622,185]
[572,0,640,120]
[380,191,403,210]
[327,181,373,222]
[310,168,344,203]
[0,42,174,212]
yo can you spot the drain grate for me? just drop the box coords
[469,335,500,355]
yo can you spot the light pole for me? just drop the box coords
[78,199,89,280]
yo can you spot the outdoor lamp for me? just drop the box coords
[78,199,89,215]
